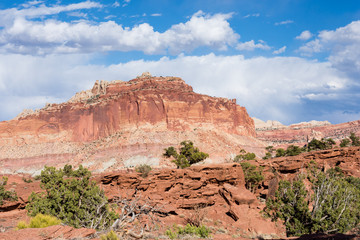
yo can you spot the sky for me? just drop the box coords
[0,0,360,125]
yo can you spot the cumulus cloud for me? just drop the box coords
[236,40,270,51]
[273,46,286,54]
[299,20,360,79]
[296,30,313,40]
[0,4,239,55]
[0,53,352,125]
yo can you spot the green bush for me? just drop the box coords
[135,164,152,178]
[234,149,256,162]
[17,214,61,229]
[340,138,351,147]
[350,132,360,146]
[275,148,286,157]
[340,132,360,147]
[275,145,306,157]
[240,162,264,192]
[264,167,360,236]
[26,165,118,230]
[164,141,209,169]
[100,230,119,240]
[0,176,18,205]
[285,145,304,156]
[165,224,211,239]
[22,177,33,183]
[308,138,335,151]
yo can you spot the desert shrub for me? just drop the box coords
[135,164,152,178]
[308,138,336,151]
[275,148,286,157]
[340,132,360,147]
[111,193,162,238]
[275,145,305,157]
[22,177,33,183]
[285,145,304,156]
[100,230,119,240]
[264,168,360,236]
[350,132,360,146]
[233,149,256,162]
[264,177,310,236]
[263,146,275,159]
[26,165,117,230]
[0,176,18,205]
[17,214,61,229]
[165,224,211,239]
[185,204,207,227]
[340,138,351,147]
[240,162,264,193]
[164,141,209,169]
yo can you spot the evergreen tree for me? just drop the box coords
[27,165,117,230]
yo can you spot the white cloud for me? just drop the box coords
[275,20,294,26]
[273,46,286,54]
[236,40,270,51]
[112,1,120,7]
[0,53,352,125]
[0,1,102,25]
[21,0,44,8]
[151,13,162,17]
[296,30,312,40]
[299,20,360,79]
[0,8,238,55]
[67,11,88,18]
[243,13,260,18]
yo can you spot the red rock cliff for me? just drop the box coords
[1,75,254,144]
[0,75,259,174]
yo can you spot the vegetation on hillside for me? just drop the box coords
[239,162,264,193]
[275,145,306,157]
[164,141,209,168]
[135,164,152,178]
[165,224,211,239]
[341,132,360,147]
[26,165,117,230]
[0,176,18,205]
[17,214,61,229]
[266,132,360,159]
[264,165,360,236]
[233,149,256,162]
[307,138,335,151]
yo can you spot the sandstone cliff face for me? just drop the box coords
[256,119,360,147]
[0,75,259,174]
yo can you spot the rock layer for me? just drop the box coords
[0,75,258,174]
[98,163,286,238]
[256,120,360,147]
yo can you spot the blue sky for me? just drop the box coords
[0,0,360,125]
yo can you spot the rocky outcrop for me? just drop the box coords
[0,75,260,174]
[98,163,286,238]
[256,119,360,147]
[252,146,360,199]
[0,164,285,239]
